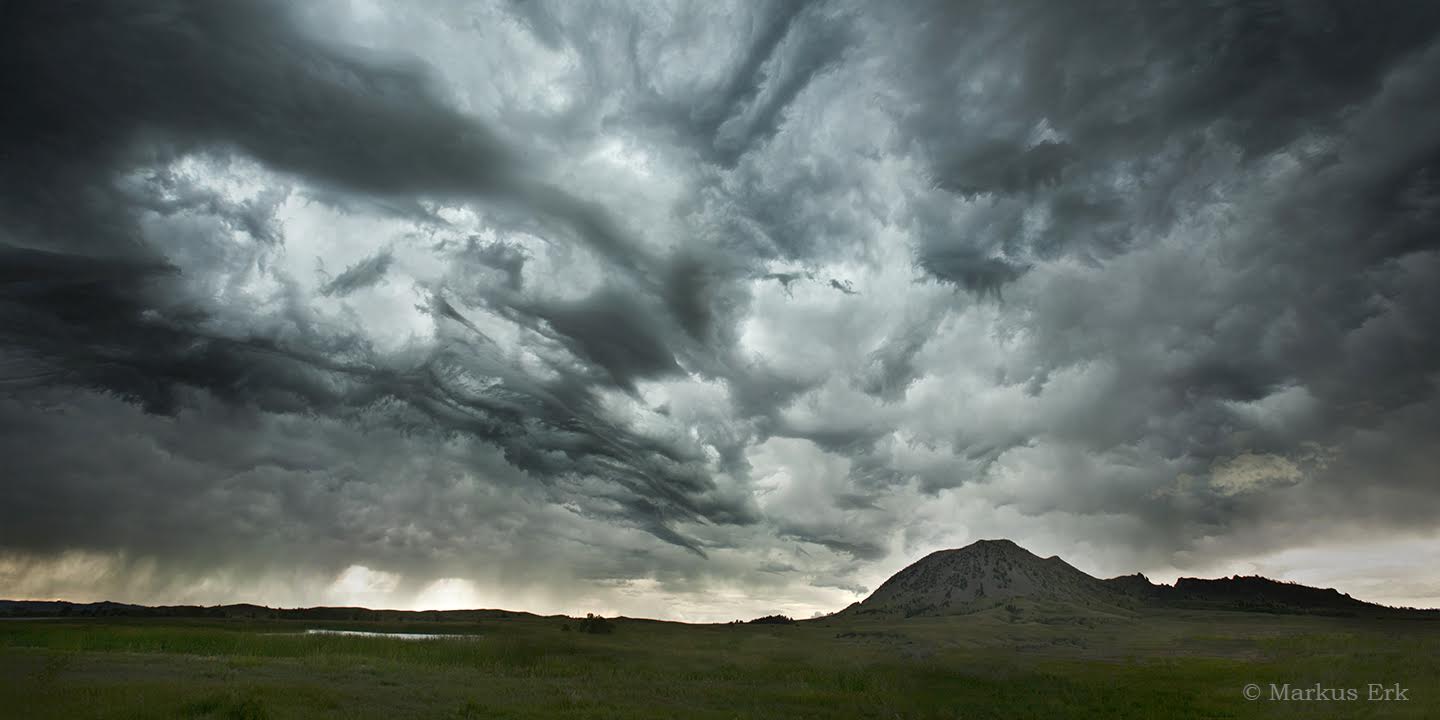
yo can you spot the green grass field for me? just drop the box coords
[3,605,1437,718]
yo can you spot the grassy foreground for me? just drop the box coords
[2,606,1437,719]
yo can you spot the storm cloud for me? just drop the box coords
[2,0,1439,619]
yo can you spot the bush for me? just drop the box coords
[576,613,615,634]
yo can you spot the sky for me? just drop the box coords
[2,0,1439,622]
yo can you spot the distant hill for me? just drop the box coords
[841,539,1427,619]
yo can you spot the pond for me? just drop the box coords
[302,629,480,640]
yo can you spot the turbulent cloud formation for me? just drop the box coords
[2,0,1439,619]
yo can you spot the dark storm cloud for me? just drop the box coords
[2,0,657,276]
[534,289,683,389]
[5,3,501,213]
[0,0,748,556]
[3,0,1440,612]
[893,0,1440,286]
[0,385,734,605]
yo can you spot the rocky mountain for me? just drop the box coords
[841,539,1417,618]
[840,539,1122,617]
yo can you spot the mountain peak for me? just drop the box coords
[930,538,1034,560]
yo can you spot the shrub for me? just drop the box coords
[747,614,796,625]
[576,613,614,634]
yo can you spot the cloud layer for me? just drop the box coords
[3,0,1439,619]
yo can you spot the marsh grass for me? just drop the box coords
[2,611,1437,718]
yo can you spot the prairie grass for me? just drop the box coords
[2,609,1436,718]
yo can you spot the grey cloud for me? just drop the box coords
[531,289,684,390]
[710,4,854,166]
[321,250,395,297]
[757,272,861,297]
[464,239,529,292]
[760,272,811,294]
[914,245,1028,298]
[663,254,728,343]
[778,533,888,563]
[728,0,1440,577]
[644,0,851,168]
[934,140,1074,198]
[890,0,1440,289]
[855,306,944,402]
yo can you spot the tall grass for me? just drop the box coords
[2,613,1437,718]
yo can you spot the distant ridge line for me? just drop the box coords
[4,539,1437,620]
[0,600,548,622]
